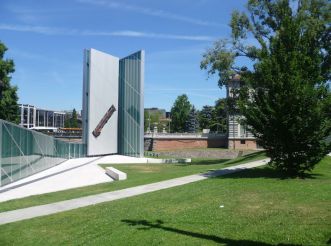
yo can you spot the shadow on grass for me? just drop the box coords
[216,166,322,180]
[186,151,265,167]
[222,151,266,166]
[121,219,301,246]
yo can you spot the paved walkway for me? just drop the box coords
[0,155,156,202]
[0,158,269,225]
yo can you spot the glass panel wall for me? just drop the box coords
[0,120,86,187]
[37,110,46,127]
[23,108,28,125]
[47,112,54,127]
[118,51,144,157]
[54,113,65,128]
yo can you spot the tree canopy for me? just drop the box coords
[0,41,19,123]
[198,105,214,130]
[64,108,79,128]
[201,0,331,176]
[170,94,191,132]
[185,106,199,133]
[198,99,227,133]
[144,110,162,132]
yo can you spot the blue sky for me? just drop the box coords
[0,0,248,111]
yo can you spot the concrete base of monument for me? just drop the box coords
[106,167,127,180]
[0,155,158,203]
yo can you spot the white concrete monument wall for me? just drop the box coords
[82,49,119,156]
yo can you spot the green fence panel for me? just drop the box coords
[0,120,86,187]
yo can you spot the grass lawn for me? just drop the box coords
[0,156,330,245]
[0,152,266,213]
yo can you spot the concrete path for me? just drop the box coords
[0,155,156,202]
[0,158,269,225]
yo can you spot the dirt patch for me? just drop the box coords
[153,149,257,159]
[128,165,163,173]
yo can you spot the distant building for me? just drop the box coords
[145,108,166,119]
[19,104,65,131]
[144,108,171,133]
[227,75,258,149]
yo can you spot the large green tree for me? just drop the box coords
[71,108,78,128]
[198,99,227,133]
[170,94,191,132]
[201,0,331,176]
[185,106,199,133]
[0,41,19,123]
[64,108,79,128]
[198,105,214,130]
[213,98,227,133]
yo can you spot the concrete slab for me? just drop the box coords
[0,158,269,225]
[106,167,127,180]
[0,155,153,202]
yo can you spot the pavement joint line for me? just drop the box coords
[0,158,269,225]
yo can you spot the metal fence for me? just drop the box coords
[0,120,86,187]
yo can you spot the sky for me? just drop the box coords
[0,0,248,112]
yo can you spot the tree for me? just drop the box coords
[201,0,331,176]
[0,41,19,123]
[170,94,191,132]
[185,106,199,133]
[64,108,78,128]
[144,110,162,132]
[71,108,78,128]
[64,115,70,128]
[213,98,227,133]
[198,105,214,130]
[198,99,227,133]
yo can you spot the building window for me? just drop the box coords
[240,123,246,137]
[240,140,246,144]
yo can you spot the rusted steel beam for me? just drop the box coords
[92,105,116,138]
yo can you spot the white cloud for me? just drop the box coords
[0,24,77,35]
[0,23,215,41]
[76,0,223,27]
[83,30,214,41]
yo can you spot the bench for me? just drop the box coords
[105,167,127,180]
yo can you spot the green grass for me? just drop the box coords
[0,151,266,213]
[0,156,330,245]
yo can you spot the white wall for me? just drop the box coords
[83,49,119,156]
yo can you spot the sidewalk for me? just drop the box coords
[0,158,269,225]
